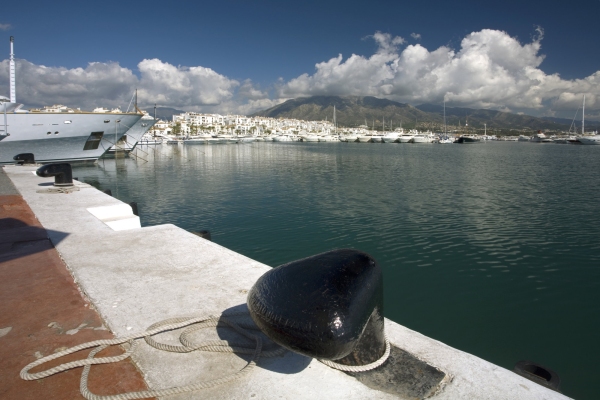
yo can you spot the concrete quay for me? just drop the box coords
[1,164,571,399]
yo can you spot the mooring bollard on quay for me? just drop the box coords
[1,165,573,400]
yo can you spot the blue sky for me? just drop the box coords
[2,0,600,118]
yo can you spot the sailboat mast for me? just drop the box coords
[9,36,16,103]
[334,105,336,135]
[582,95,585,135]
[443,101,446,135]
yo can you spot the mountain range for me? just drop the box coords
[251,96,597,133]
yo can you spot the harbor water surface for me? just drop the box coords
[73,141,600,399]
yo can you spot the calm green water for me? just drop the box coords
[74,141,600,399]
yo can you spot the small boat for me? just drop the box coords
[455,134,481,143]
[530,131,550,143]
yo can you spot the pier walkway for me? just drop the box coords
[1,164,570,399]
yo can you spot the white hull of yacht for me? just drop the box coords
[381,134,399,143]
[577,136,600,145]
[107,115,156,154]
[0,104,142,164]
[411,135,430,143]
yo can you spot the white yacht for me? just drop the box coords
[1,37,143,164]
[382,131,400,143]
[398,132,414,143]
[272,135,293,142]
[107,112,156,154]
[318,134,339,142]
[574,95,600,145]
[530,131,550,143]
[357,134,374,143]
[411,133,431,143]
[1,99,142,164]
[370,134,383,143]
[301,134,319,142]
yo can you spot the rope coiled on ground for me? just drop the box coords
[20,313,284,400]
[20,313,391,399]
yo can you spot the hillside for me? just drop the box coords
[251,96,436,129]
[252,96,575,132]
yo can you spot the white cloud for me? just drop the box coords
[137,59,239,109]
[0,23,11,31]
[277,29,600,117]
[2,28,600,118]
[0,59,137,109]
[410,33,421,40]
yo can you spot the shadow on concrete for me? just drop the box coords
[216,303,312,375]
[0,218,69,263]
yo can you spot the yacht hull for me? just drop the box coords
[107,116,157,154]
[0,110,142,164]
[577,136,600,145]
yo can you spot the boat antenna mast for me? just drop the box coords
[9,36,16,103]
[582,95,585,135]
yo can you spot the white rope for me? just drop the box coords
[20,313,285,400]
[318,335,391,372]
[21,312,391,398]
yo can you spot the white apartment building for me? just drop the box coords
[166,111,337,137]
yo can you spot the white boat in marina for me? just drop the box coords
[138,136,163,145]
[518,135,530,142]
[398,132,414,143]
[343,134,359,142]
[438,103,453,144]
[1,37,143,164]
[529,131,546,143]
[301,134,319,142]
[411,133,431,143]
[578,135,600,145]
[238,136,256,143]
[574,95,600,145]
[272,135,293,142]
[381,131,400,143]
[107,111,156,154]
[357,134,374,143]
[318,134,339,142]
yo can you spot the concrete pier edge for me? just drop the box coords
[2,165,571,399]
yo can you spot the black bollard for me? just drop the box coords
[103,189,113,196]
[191,230,211,241]
[247,249,386,366]
[36,163,73,187]
[13,153,35,165]
[514,361,561,392]
[129,202,139,216]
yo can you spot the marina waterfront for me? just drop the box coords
[73,141,600,399]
